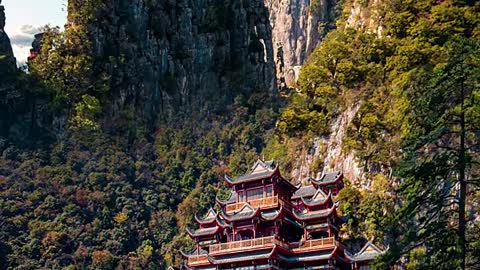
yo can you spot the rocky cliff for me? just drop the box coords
[84,0,277,127]
[0,1,15,74]
[287,0,386,186]
[79,0,342,127]
[0,2,21,137]
[265,0,337,87]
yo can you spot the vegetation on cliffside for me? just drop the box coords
[277,0,480,269]
[0,0,479,269]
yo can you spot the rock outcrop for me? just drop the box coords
[265,0,337,87]
[345,0,384,36]
[0,3,51,142]
[0,1,19,135]
[85,0,276,126]
[291,105,364,186]
[0,0,16,75]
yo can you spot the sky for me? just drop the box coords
[3,0,67,65]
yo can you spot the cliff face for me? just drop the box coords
[288,0,386,186]
[345,0,384,36]
[290,105,365,186]
[265,0,337,87]
[85,0,276,126]
[82,0,341,126]
[0,2,21,136]
[0,2,15,76]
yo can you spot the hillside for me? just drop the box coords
[0,0,479,269]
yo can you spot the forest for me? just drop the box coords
[0,0,479,269]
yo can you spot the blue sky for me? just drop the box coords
[3,0,67,64]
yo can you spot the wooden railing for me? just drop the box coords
[225,196,279,213]
[207,236,335,255]
[187,254,209,265]
[290,237,336,252]
[209,236,277,254]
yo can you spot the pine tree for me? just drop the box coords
[377,36,480,270]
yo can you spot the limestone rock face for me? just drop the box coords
[0,3,16,75]
[345,0,384,36]
[0,2,18,113]
[265,0,337,87]
[87,0,276,126]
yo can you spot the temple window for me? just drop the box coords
[238,191,245,202]
[266,185,273,196]
[246,187,263,200]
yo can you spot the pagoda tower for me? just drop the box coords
[180,159,383,270]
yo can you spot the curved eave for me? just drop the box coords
[278,176,299,193]
[207,247,276,264]
[220,207,261,222]
[292,206,336,221]
[345,253,381,263]
[186,226,220,238]
[215,216,231,228]
[224,167,278,186]
[216,191,236,206]
[180,249,198,258]
[310,173,344,187]
[195,214,217,225]
[260,205,284,221]
[278,247,338,263]
[180,250,189,258]
[300,192,332,207]
[344,251,355,262]
[215,195,228,206]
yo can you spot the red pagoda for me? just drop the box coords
[180,159,383,270]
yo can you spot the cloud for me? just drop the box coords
[12,44,30,66]
[8,24,42,65]
[10,24,42,47]
[9,34,34,47]
[19,24,42,35]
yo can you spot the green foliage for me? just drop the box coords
[277,0,480,269]
[28,0,109,131]
[0,90,277,269]
[70,94,102,130]
[278,29,388,137]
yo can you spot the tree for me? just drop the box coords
[378,36,479,270]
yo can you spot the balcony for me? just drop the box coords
[290,237,336,253]
[225,196,279,213]
[187,254,209,266]
[209,236,281,255]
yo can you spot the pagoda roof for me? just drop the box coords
[292,206,336,221]
[305,223,329,231]
[224,159,298,193]
[180,247,208,257]
[215,191,237,205]
[300,190,332,207]
[208,248,275,265]
[277,247,337,263]
[310,172,343,186]
[224,164,278,185]
[346,241,384,262]
[220,203,260,222]
[215,216,231,228]
[186,226,220,238]
[195,208,218,224]
[260,206,283,221]
[292,185,317,199]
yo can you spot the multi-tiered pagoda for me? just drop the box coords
[180,159,383,270]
